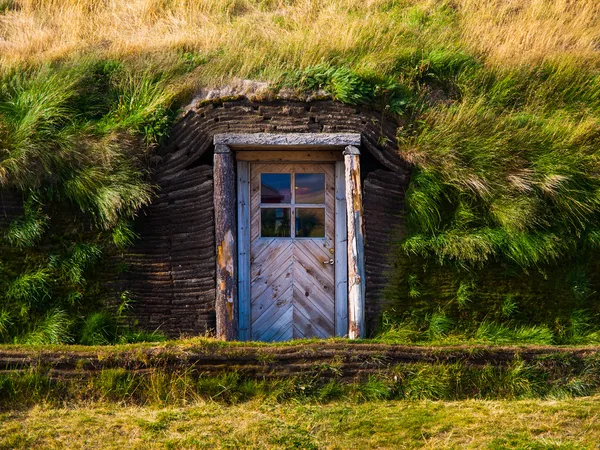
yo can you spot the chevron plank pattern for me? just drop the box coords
[250,163,336,341]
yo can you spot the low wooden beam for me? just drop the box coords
[236,150,343,162]
[344,145,366,339]
[214,144,237,340]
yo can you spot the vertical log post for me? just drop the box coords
[344,145,366,339]
[214,144,237,340]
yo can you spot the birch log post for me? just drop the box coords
[214,144,237,340]
[344,145,366,339]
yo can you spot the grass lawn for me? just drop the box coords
[1,397,599,449]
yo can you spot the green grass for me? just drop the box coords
[0,60,180,345]
[2,338,600,407]
[1,397,600,449]
[2,2,600,344]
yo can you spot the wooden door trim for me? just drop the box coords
[236,150,343,162]
[216,133,364,341]
[334,161,349,337]
[237,160,251,341]
[215,133,361,148]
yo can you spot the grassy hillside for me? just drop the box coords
[2,0,600,344]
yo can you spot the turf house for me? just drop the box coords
[129,95,409,341]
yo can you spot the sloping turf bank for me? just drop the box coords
[1,340,600,406]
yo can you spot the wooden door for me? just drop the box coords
[249,163,336,341]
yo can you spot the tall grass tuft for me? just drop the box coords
[0,60,177,344]
[23,308,73,345]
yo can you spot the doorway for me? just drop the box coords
[248,163,336,341]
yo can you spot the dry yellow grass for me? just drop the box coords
[1,0,598,72]
[2,398,600,449]
[0,0,435,76]
[457,0,600,66]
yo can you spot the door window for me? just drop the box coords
[261,173,291,203]
[260,172,326,238]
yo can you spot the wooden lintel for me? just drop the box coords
[236,150,343,162]
[214,144,237,340]
[344,145,366,339]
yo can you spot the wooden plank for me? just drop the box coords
[251,239,293,279]
[251,252,293,309]
[335,161,348,337]
[344,146,366,339]
[292,270,334,320]
[292,297,329,338]
[251,283,293,327]
[251,282,293,328]
[294,247,335,292]
[250,237,276,264]
[255,302,293,341]
[237,150,343,161]
[237,161,251,341]
[293,283,335,333]
[271,322,294,342]
[214,144,237,340]
[250,163,261,242]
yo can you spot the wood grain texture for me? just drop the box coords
[334,161,348,337]
[214,145,237,340]
[214,132,360,147]
[344,146,366,339]
[237,161,251,341]
[250,162,336,341]
[236,150,343,161]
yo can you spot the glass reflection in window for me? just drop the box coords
[295,173,325,204]
[295,208,325,238]
[261,173,291,204]
[261,208,291,237]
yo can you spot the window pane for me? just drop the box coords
[295,208,325,238]
[261,208,291,237]
[261,173,291,204]
[295,173,325,204]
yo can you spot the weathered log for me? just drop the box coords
[213,144,237,340]
[344,145,366,339]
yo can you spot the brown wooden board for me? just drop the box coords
[236,150,343,161]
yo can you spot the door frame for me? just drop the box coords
[213,133,366,341]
